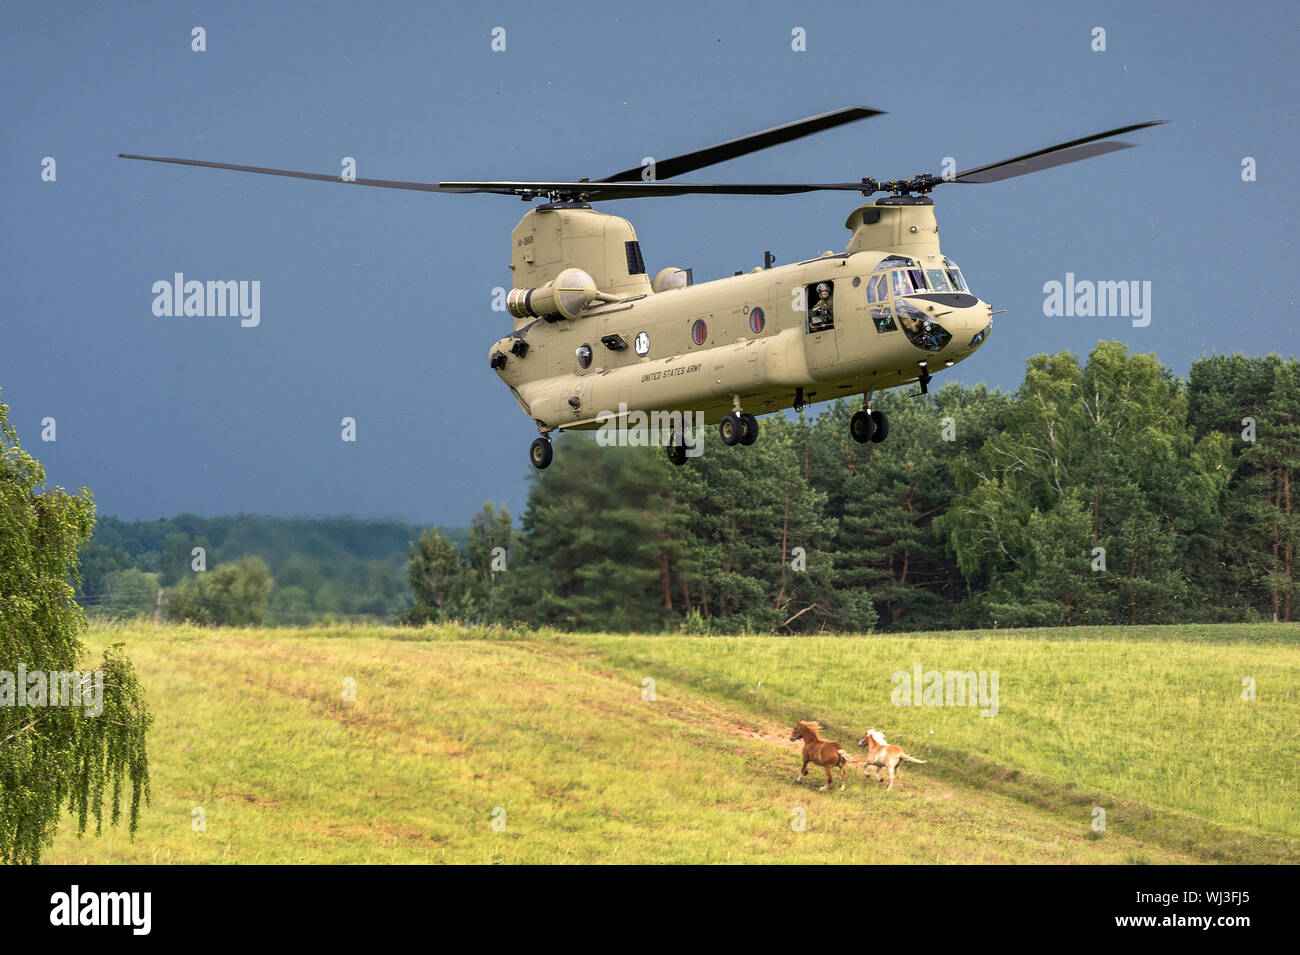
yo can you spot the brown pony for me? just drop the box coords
[857,728,927,791]
[789,721,850,791]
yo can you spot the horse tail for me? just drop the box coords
[900,753,926,764]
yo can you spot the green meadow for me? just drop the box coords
[40,622,1300,864]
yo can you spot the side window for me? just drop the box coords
[805,280,835,332]
[871,306,897,334]
[866,275,879,303]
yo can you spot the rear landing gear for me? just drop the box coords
[720,413,742,446]
[529,436,553,470]
[721,411,760,447]
[666,426,688,466]
[721,396,760,449]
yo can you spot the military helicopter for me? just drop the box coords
[120,108,1163,469]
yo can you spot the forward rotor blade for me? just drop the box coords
[118,153,467,193]
[594,106,883,183]
[438,180,872,200]
[952,120,1166,183]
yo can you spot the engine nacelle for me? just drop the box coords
[651,267,689,293]
[506,268,598,321]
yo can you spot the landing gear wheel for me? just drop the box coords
[666,433,688,466]
[739,413,759,446]
[869,409,889,443]
[529,437,553,470]
[850,410,875,444]
[719,413,742,447]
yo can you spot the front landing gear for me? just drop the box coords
[851,395,888,445]
[869,409,888,442]
[529,436,553,470]
[850,410,874,444]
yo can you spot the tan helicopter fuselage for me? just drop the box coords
[489,197,993,432]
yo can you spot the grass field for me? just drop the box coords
[38,622,1300,864]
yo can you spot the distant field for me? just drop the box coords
[40,622,1300,864]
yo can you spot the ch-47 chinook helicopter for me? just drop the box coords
[120,107,1163,469]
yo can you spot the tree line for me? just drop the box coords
[408,342,1298,633]
[78,515,459,625]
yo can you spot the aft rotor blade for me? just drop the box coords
[594,106,883,183]
[951,120,1166,183]
[118,154,469,193]
[439,180,872,200]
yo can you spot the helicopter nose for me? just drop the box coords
[950,299,994,355]
[908,294,990,341]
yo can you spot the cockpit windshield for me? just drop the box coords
[891,268,929,295]
[870,255,975,299]
[941,257,970,293]
[926,269,953,292]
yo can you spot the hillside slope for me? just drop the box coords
[40,624,1299,864]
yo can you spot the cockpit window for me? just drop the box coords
[877,255,915,269]
[943,257,970,292]
[926,269,953,293]
[893,269,928,295]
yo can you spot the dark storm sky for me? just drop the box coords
[2,0,1296,524]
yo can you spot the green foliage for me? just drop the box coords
[163,556,274,626]
[402,503,518,625]
[100,568,161,619]
[812,383,1008,630]
[938,342,1233,626]
[80,515,445,624]
[513,438,676,631]
[0,391,151,864]
[1188,353,1300,622]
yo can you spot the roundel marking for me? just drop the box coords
[576,344,592,369]
[634,331,650,356]
[691,319,708,345]
[749,307,765,334]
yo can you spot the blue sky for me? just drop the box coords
[2,0,1296,525]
